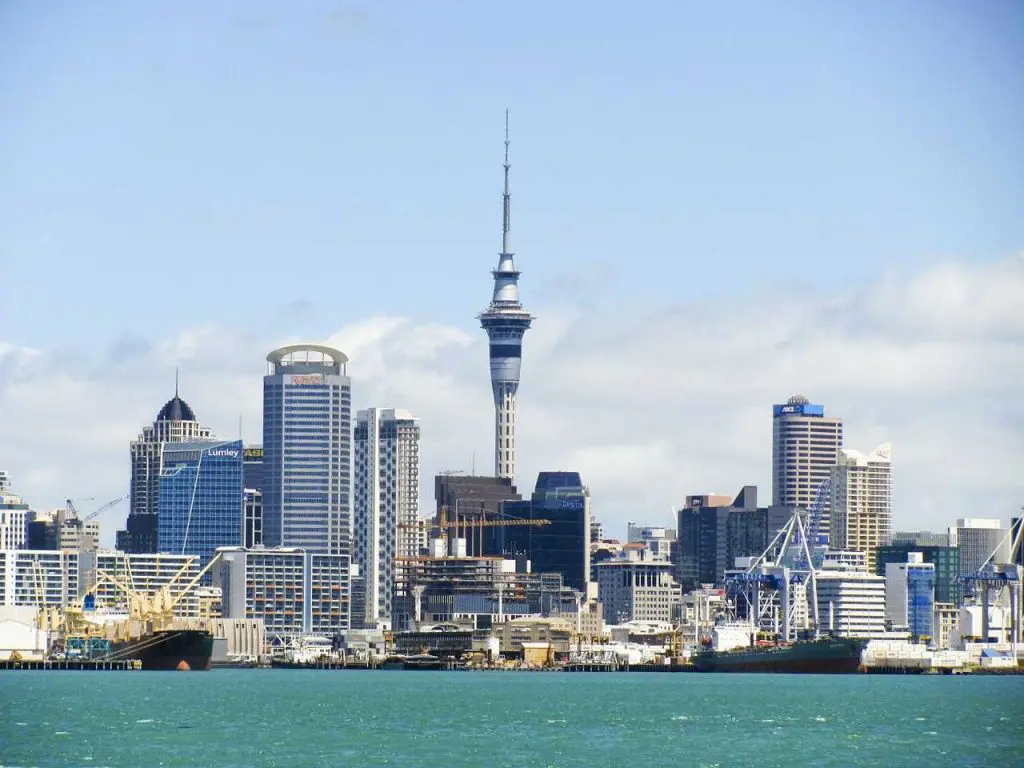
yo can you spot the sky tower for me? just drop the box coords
[479,111,534,481]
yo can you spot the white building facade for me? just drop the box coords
[831,442,892,573]
[594,558,682,625]
[0,550,80,608]
[353,408,420,630]
[0,489,30,551]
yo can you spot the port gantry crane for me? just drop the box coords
[957,511,1023,644]
[723,506,820,643]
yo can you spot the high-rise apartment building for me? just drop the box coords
[118,387,214,553]
[157,439,244,564]
[772,395,843,542]
[479,114,533,482]
[0,486,30,550]
[0,550,79,607]
[353,407,421,629]
[830,443,892,573]
[262,344,352,557]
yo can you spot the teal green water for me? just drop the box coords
[1,671,1021,767]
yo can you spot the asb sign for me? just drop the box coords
[243,448,264,459]
[290,374,324,386]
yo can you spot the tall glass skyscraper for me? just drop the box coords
[262,344,352,558]
[157,439,243,565]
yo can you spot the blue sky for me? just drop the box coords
[1,1,1021,347]
[1,2,1022,537]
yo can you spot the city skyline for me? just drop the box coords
[0,3,1021,541]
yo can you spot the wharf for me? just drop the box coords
[1,659,141,671]
[562,662,695,673]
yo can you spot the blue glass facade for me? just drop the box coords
[263,347,351,558]
[484,471,589,592]
[906,566,935,639]
[157,440,243,565]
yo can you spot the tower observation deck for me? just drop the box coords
[478,111,534,482]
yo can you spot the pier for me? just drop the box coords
[0,659,141,671]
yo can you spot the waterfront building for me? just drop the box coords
[830,443,892,573]
[354,408,421,630]
[772,395,843,542]
[478,114,534,482]
[594,556,681,625]
[484,472,591,592]
[949,518,1009,576]
[214,547,350,638]
[156,439,244,565]
[884,553,935,640]
[0,550,79,607]
[932,602,959,649]
[876,543,959,604]
[94,550,201,618]
[0,488,30,550]
[815,564,886,638]
[119,386,214,553]
[262,344,352,557]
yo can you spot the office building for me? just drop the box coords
[676,486,792,588]
[772,395,843,543]
[262,344,352,557]
[0,550,79,607]
[594,556,682,625]
[876,543,959,605]
[0,470,9,491]
[434,474,521,555]
[484,472,591,592]
[831,443,892,573]
[949,518,1009,576]
[885,553,936,640]
[119,386,214,553]
[478,115,534,482]
[215,547,350,638]
[244,489,263,548]
[353,408,420,630]
[815,556,886,638]
[0,488,30,550]
[242,445,264,492]
[94,551,201,618]
[157,439,244,565]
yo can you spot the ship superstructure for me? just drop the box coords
[479,111,534,482]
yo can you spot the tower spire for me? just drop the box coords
[502,108,511,255]
[175,367,179,397]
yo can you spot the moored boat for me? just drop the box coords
[691,637,868,674]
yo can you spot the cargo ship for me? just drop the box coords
[109,629,214,671]
[691,637,868,673]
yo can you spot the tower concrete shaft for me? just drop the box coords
[479,111,533,481]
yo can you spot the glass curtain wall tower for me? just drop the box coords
[479,111,534,482]
[262,344,352,558]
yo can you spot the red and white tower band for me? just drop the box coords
[478,111,533,482]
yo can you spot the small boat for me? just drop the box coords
[380,653,441,670]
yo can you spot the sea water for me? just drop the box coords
[1,671,1020,767]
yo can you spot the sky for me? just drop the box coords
[0,1,1022,545]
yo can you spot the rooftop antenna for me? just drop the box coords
[239,413,243,441]
[175,367,179,397]
[472,451,476,476]
[501,108,511,255]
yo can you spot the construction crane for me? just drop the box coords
[81,494,128,523]
[63,498,95,521]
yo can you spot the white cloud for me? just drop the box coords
[1,255,1022,545]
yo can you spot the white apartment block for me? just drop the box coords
[772,395,843,541]
[949,518,1009,576]
[353,408,420,630]
[831,442,892,573]
[594,559,682,625]
[815,568,886,638]
[0,550,80,608]
[215,547,350,639]
[1,489,30,550]
[94,550,201,618]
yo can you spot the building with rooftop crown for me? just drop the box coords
[262,344,352,557]
[118,383,214,553]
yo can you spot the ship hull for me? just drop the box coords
[110,630,214,671]
[692,639,867,674]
